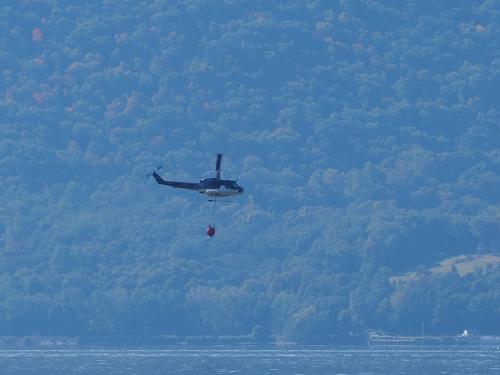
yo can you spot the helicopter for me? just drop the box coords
[149,154,244,201]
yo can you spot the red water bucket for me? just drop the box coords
[206,225,215,237]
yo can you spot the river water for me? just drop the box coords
[0,346,499,374]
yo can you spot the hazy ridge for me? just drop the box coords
[1,0,499,342]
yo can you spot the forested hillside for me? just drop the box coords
[1,0,500,342]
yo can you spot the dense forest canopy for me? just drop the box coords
[1,0,499,341]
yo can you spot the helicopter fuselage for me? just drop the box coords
[198,178,244,197]
[152,172,244,197]
[151,154,244,199]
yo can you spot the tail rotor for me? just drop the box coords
[146,165,162,178]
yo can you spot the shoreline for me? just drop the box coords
[0,333,498,349]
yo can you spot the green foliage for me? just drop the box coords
[0,0,499,342]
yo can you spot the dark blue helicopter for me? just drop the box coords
[150,154,244,200]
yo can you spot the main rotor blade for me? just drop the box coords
[215,153,222,178]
